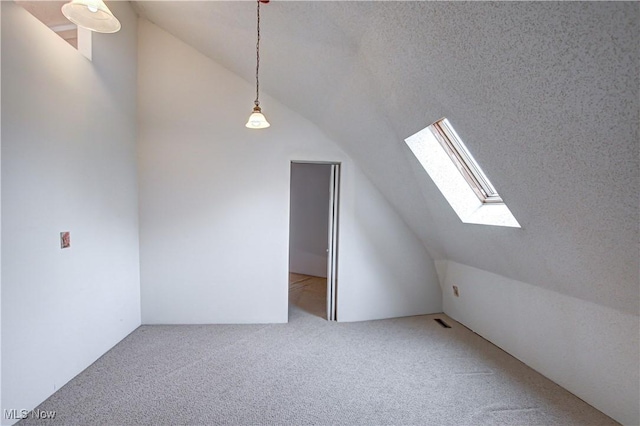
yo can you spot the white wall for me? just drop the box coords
[138,19,442,324]
[441,260,639,426]
[289,163,331,278]
[1,3,141,423]
[0,2,3,417]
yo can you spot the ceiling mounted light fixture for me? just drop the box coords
[246,0,270,129]
[61,0,121,34]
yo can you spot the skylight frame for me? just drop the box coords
[404,118,521,228]
[430,119,503,204]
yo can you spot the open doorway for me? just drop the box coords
[288,162,340,321]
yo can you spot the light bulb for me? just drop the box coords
[87,5,98,12]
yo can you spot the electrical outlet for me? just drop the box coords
[453,285,459,297]
[60,232,70,249]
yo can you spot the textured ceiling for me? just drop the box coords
[132,1,639,315]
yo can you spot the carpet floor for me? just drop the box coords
[18,276,617,425]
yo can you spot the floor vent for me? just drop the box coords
[434,318,451,328]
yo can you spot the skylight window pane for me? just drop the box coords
[405,118,520,228]
[431,119,502,204]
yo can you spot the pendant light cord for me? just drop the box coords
[254,0,261,107]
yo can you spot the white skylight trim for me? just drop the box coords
[405,118,520,228]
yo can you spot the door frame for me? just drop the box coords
[289,160,341,321]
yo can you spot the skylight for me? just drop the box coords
[16,1,92,60]
[405,118,520,228]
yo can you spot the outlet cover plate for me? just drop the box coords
[60,232,70,249]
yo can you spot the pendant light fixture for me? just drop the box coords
[61,0,121,34]
[246,0,270,129]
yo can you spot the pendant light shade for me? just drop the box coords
[246,0,270,129]
[246,106,271,129]
[62,0,121,33]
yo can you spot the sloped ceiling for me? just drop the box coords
[132,1,639,315]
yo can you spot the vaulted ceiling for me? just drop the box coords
[132,1,639,315]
